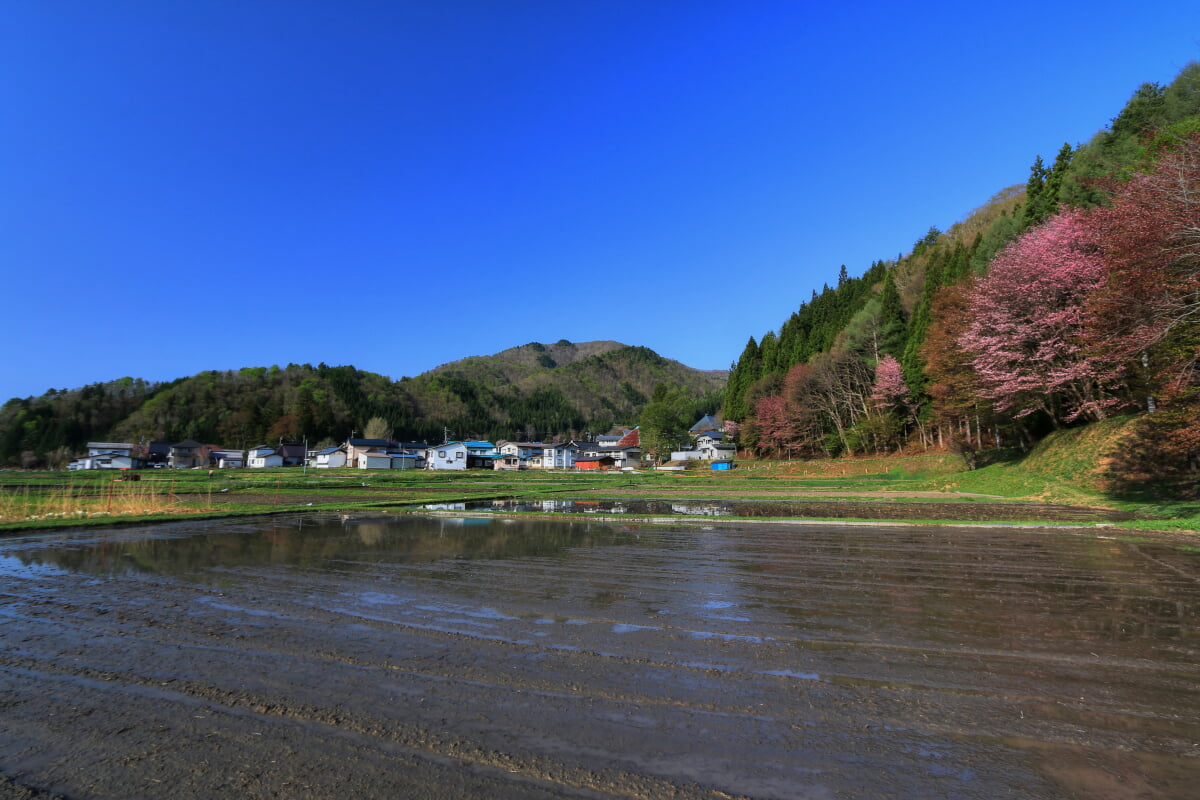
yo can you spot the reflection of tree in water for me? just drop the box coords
[19,515,640,580]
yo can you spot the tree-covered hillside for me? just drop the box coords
[724,62,1200,495]
[0,343,725,467]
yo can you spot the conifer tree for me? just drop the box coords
[876,270,907,358]
[723,337,762,421]
[1023,155,1050,226]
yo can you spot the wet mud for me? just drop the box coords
[2,515,1198,799]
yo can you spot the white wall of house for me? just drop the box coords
[88,443,134,457]
[249,453,283,468]
[542,444,579,469]
[315,450,347,468]
[426,443,468,470]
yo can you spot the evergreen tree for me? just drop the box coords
[1023,155,1050,226]
[723,337,762,422]
[876,269,907,358]
[1044,142,1074,211]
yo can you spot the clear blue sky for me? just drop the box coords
[3,1,1199,402]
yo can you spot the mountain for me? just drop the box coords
[0,342,726,467]
[723,61,1200,494]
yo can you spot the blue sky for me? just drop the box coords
[3,1,1199,402]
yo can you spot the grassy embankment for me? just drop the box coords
[1,418,1195,533]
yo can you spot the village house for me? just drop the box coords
[168,440,204,469]
[425,441,497,470]
[209,449,244,468]
[696,431,736,460]
[577,429,642,470]
[672,416,736,463]
[345,438,395,468]
[689,414,723,436]
[67,442,143,470]
[493,453,521,471]
[87,442,134,457]
[248,448,284,468]
[541,441,583,469]
[277,443,307,466]
[358,452,393,470]
[497,441,542,469]
[68,452,141,470]
[310,446,348,468]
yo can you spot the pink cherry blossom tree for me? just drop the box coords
[958,209,1127,425]
[869,355,910,411]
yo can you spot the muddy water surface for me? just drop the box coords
[2,514,1198,799]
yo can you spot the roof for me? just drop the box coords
[464,441,495,447]
[171,440,203,448]
[87,442,134,449]
[315,446,345,455]
[697,430,724,440]
[690,414,722,433]
[347,438,393,447]
[616,427,640,447]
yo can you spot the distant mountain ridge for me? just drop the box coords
[0,341,726,467]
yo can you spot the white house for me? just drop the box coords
[426,442,470,470]
[312,446,348,468]
[425,441,497,470]
[211,450,244,469]
[542,441,582,469]
[87,442,134,457]
[696,432,736,461]
[497,441,542,469]
[248,449,284,468]
[68,453,137,470]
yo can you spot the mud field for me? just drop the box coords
[2,514,1199,799]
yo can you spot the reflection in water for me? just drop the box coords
[6,514,637,581]
[431,498,1126,522]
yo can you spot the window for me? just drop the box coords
[456,451,464,459]
[438,451,446,458]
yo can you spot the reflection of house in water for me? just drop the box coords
[670,503,733,517]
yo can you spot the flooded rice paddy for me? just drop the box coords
[1,514,1198,798]
[425,497,1134,522]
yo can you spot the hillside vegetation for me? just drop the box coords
[0,342,725,467]
[724,62,1200,498]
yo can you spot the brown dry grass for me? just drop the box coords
[0,479,216,523]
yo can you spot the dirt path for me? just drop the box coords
[3,515,1198,799]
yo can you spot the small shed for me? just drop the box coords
[576,454,617,471]
[711,460,736,471]
[359,452,393,469]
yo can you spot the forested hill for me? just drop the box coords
[724,61,1200,494]
[0,342,725,467]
